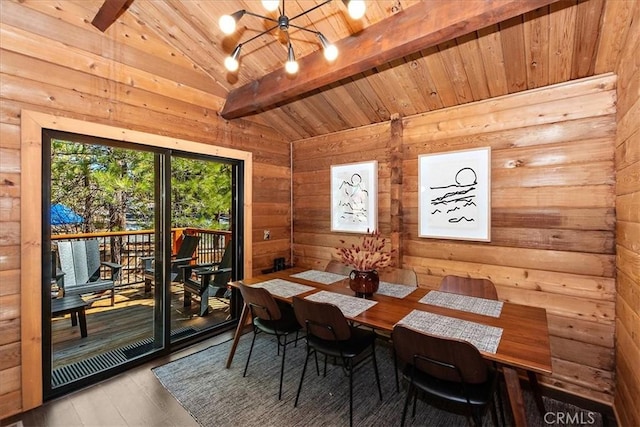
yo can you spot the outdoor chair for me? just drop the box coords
[141,234,200,292]
[56,239,122,306]
[392,324,502,427]
[292,296,383,427]
[238,282,301,400]
[181,241,232,316]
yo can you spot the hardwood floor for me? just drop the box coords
[2,332,234,427]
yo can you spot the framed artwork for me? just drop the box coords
[331,160,378,233]
[418,147,491,241]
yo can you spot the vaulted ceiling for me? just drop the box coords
[10,0,633,141]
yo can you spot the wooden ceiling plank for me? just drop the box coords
[437,40,476,104]
[1,0,227,98]
[570,0,605,79]
[221,0,561,119]
[524,6,550,89]
[476,24,509,97]
[548,1,577,84]
[319,84,372,128]
[342,77,390,123]
[91,0,130,32]
[594,0,635,73]
[499,15,528,93]
[0,23,223,111]
[370,60,422,117]
[385,57,432,116]
[404,51,445,111]
[422,46,460,107]
[455,32,492,100]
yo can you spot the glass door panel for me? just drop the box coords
[169,153,234,344]
[45,132,163,397]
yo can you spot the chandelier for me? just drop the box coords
[219,0,366,74]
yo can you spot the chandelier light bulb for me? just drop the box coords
[262,0,279,12]
[219,14,236,34]
[224,56,239,72]
[285,43,298,74]
[285,59,299,74]
[224,45,242,72]
[324,44,338,61]
[347,0,366,19]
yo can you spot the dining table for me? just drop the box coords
[226,267,552,427]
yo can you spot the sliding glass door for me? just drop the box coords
[42,130,241,399]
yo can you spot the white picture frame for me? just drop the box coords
[331,161,378,233]
[418,147,491,241]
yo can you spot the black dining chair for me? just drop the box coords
[238,282,302,400]
[393,324,502,427]
[292,296,383,427]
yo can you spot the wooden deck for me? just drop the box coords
[51,283,231,370]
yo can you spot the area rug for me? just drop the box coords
[153,335,603,427]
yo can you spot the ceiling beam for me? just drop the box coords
[221,0,559,120]
[91,0,131,32]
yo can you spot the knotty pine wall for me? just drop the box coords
[613,1,640,425]
[292,74,617,404]
[0,4,290,418]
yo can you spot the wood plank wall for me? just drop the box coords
[0,3,291,419]
[613,1,640,425]
[292,74,617,403]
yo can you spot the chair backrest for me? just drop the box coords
[57,239,102,287]
[324,260,352,276]
[292,296,351,341]
[212,241,232,287]
[393,324,488,384]
[438,275,498,300]
[379,268,418,287]
[175,234,200,259]
[238,282,282,321]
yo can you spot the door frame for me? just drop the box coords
[20,110,254,411]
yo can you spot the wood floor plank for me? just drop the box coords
[1,332,233,427]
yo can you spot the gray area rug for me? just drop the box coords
[153,335,603,427]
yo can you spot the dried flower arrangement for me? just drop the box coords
[336,229,394,271]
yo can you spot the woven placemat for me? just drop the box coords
[376,281,417,299]
[419,290,503,317]
[305,290,377,318]
[252,279,315,298]
[290,269,346,284]
[398,309,503,353]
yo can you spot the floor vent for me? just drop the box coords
[52,327,199,387]
[52,350,127,387]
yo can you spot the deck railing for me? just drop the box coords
[51,228,231,287]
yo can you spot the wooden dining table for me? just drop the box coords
[226,267,552,427]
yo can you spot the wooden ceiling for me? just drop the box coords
[10,0,634,141]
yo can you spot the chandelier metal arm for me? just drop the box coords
[287,23,322,36]
[238,23,281,48]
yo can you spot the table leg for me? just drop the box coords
[225,302,249,369]
[503,366,528,427]
[527,370,546,415]
[77,308,88,338]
